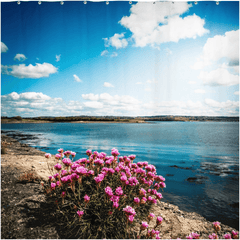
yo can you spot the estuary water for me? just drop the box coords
[1,121,239,229]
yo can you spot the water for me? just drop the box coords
[1,121,239,229]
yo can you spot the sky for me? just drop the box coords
[1,1,239,117]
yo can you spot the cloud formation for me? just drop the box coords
[1,63,58,79]
[56,54,61,62]
[103,82,114,88]
[1,42,8,53]
[104,33,128,49]
[192,30,239,70]
[73,74,82,82]
[194,89,206,94]
[14,54,27,62]
[1,91,239,117]
[199,68,239,86]
[116,2,209,48]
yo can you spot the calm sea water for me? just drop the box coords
[1,121,239,229]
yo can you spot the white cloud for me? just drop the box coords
[199,68,239,86]
[73,74,82,82]
[145,88,152,92]
[1,63,57,79]
[188,81,197,85]
[118,2,209,48]
[14,54,27,62]
[194,89,206,94]
[103,82,114,88]
[1,92,84,117]
[84,101,104,109]
[136,82,143,85]
[192,30,239,70]
[104,33,128,49]
[234,91,239,95]
[56,54,61,62]
[101,50,108,56]
[82,93,99,101]
[205,98,239,110]
[1,42,8,53]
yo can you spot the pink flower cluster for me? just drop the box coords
[186,232,200,239]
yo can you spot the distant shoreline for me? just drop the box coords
[1,115,239,124]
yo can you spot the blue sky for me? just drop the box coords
[1,1,239,117]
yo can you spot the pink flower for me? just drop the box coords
[108,168,115,175]
[84,194,90,203]
[120,175,127,182]
[134,197,140,204]
[186,235,193,239]
[87,170,94,176]
[61,169,68,176]
[53,173,59,179]
[51,182,56,189]
[113,202,119,208]
[128,155,136,161]
[148,213,155,220]
[58,148,63,153]
[159,182,166,188]
[54,163,62,171]
[71,173,79,180]
[139,188,146,196]
[63,150,71,156]
[94,159,104,166]
[45,153,51,158]
[213,222,221,232]
[123,206,136,216]
[156,216,163,225]
[156,192,163,199]
[110,195,120,203]
[61,191,66,198]
[111,148,120,157]
[86,149,92,156]
[155,175,165,182]
[115,186,123,196]
[71,152,76,157]
[232,231,239,239]
[141,221,149,230]
[191,232,200,239]
[75,166,88,176]
[77,210,84,218]
[209,233,218,239]
[223,233,232,239]
[94,173,104,184]
[105,186,113,198]
[55,154,61,159]
[141,197,147,204]
[128,215,134,223]
[62,158,72,166]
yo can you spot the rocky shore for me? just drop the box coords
[1,134,238,239]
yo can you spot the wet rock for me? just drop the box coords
[170,165,192,170]
[186,175,209,184]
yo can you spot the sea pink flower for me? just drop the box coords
[84,194,90,203]
[115,186,123,196]
[77,210,84,218]
[191,232,200,239]
[45,153,51,158]
[213,221,221,231]
[156,192,163,199]
[141,221,149,230]
[113,202,119,208]
[111,148,120,157]
[155,175,165,182]
[128,215,134,223]
[61,191,66,198]
[105,186,113,198]
[61,169,68,176]
[128,155,136,161]
[51,182,56,189]
[152,199,157,204]
[58,148,63,153]
[87,170,94,176]
[186,235,193,239]
[134,197,140,204]
[71,152,76,157]
[159,182,166,188]
[232,230,239,239]
[63,150,71,156]
[209,233,218,239]
[139,188,146,196]
[94,159,104,166]
[108,168,115,175]
[55,154,61,159]
[94,173,104,184]
[54,163,62,171]
[156,216,163,225]
[75,166,88,176]
[223,233,232,239]
[110,195,120,203]
[62,158,72,167]
[53,173,59,179]
[71,173,79,180]
[120,175,127,182]
[148,213,155,220]
[123,205,136,216]
[86,149,92,156]
[141,197,147,204]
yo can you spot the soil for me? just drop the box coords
[1,134,238,239]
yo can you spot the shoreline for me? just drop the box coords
[1,134,239,238]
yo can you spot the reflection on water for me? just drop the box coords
[1,122,239,229]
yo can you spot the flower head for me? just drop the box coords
[86,149,92,156]
[58,148,63,153]
[115,186,123,196]
[148,213,155,220]
[156,216,163,225]
[232,231,239,239]
[223,233,232,239]
[213,222,221,232]
[84,194,90,203]
[141,221,149,230]
[54,163,62,171]
[45,153,51,158]
[128,215,134,223]
[77,210,84,218]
